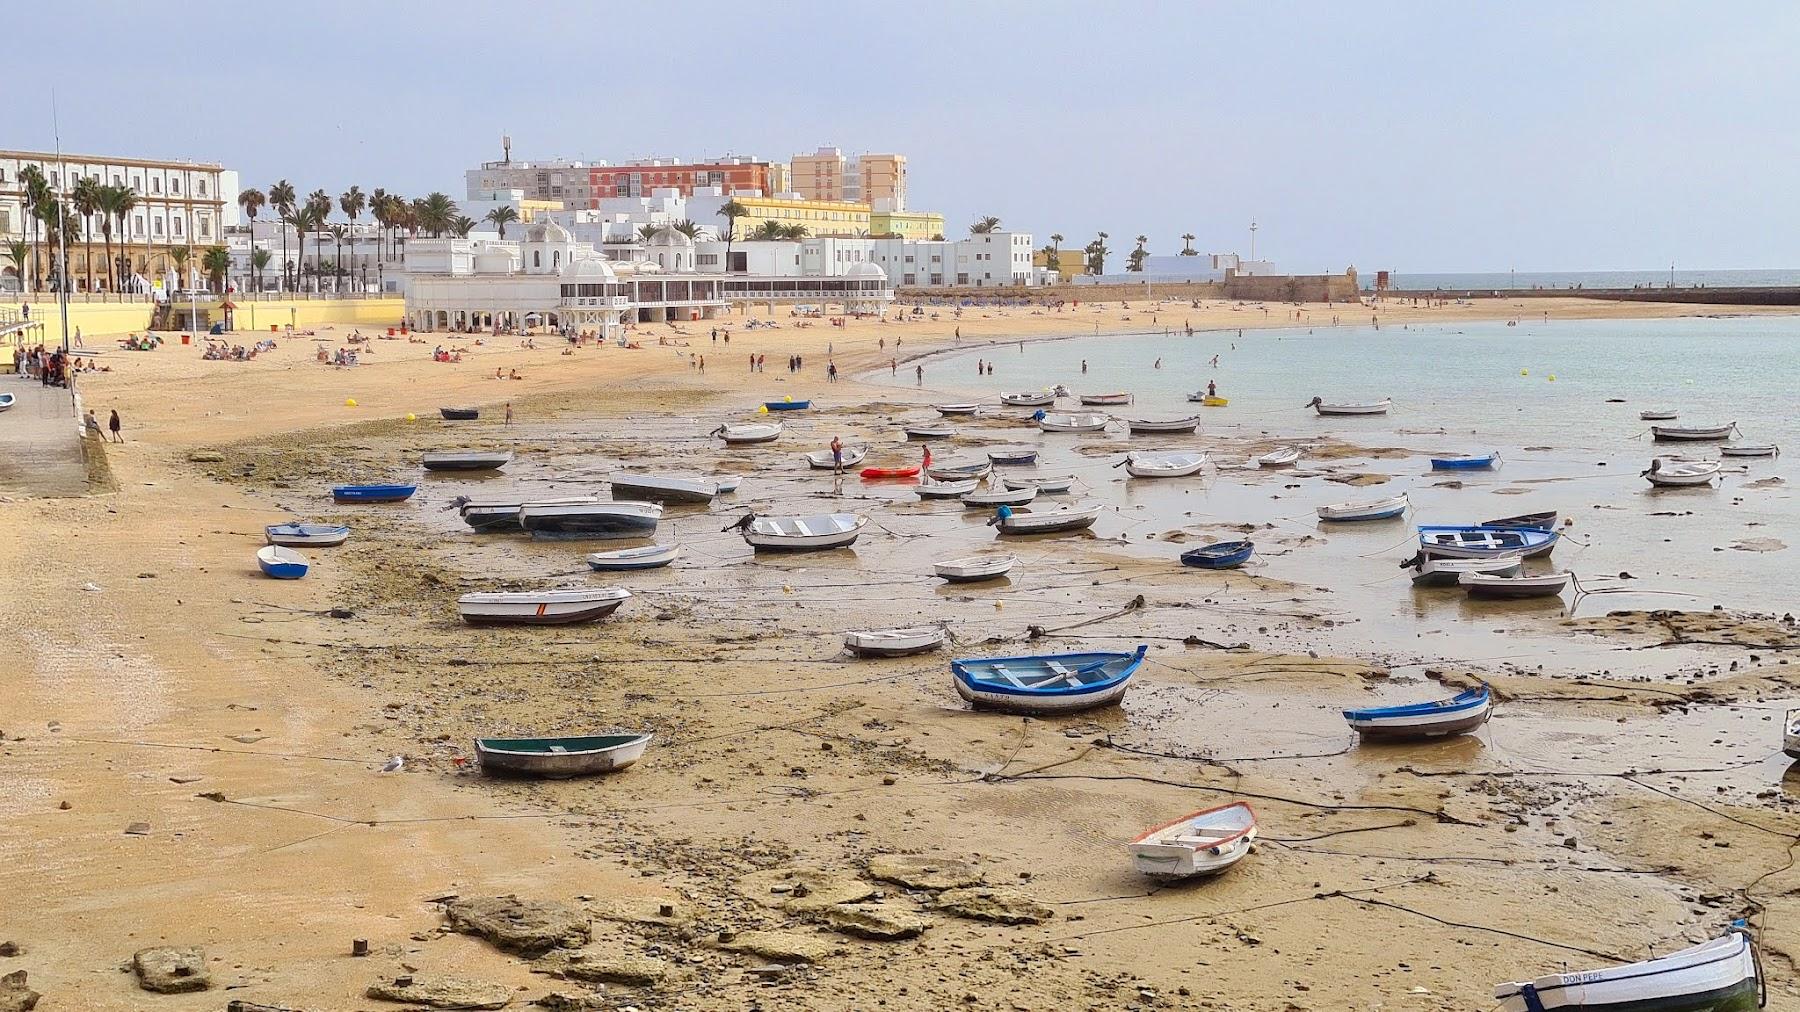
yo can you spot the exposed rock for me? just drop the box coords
[0,970,40,1012]
[187,451,226,463]
[717,930,840,964]
[1325,472,1389,486]
[534,992,608,1011]
[541,950,666,987]
[867,854,984,891]
[587,896,690,928]
[226,1003,313,1012]
[444,895,589,956]
[0,943,18,957]
[932,887,1053,925]
[821,903,931,940]
[738,868,877,913]
[132,946,211,994]
[365,975,512,1009]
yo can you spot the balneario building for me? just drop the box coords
[402,220,891,338]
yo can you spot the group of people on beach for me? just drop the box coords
[13,345,77,387]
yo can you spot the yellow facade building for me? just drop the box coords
[732,195,871,238]
[870,209,944,241]
[519,198,563,222]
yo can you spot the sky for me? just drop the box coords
[9,1,1800,274]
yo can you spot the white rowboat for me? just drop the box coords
[1408,553,1524,587]
[1316,493,1408,521]
[916,479,979,499]
[1000,389,1059,407]
[1079,391,1132,405]
[905,423,958,439]
[844,626,947,657]
[1459,571,1572,598]
[1651,422,1735,441]
[1492,929,1760,1012]
[935,403,981,416]
[1639,408,1678,421]
[991,503,1101,534]
[457,587,631,625]
[1000,474,1075,493]
[715,422,783,444]
[265,523,351,547]
[1644,459,1722,487]
[1129,802,1257,879]
[934,555,1017,582]
[1038,412,1108,433]
[609,473,718,504]
[804,445,868,469]
[741,513,869,551]
[1125,451,1207,478]
[1721,443,1779,457]
[585,544,680,571]
[1124,415,1201,434]
[1308,397,1391,415]
[963,485,1037,508]
[1257,446,1302,467]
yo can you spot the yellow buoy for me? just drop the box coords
[345,398,358,407]
[1547,374,1555,382]
[405,412,416,422]
[1520,369,1528,376]
[758,404,769,414]
[783,395,793,402]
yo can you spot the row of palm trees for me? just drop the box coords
[1031,232,1205,276]
[235,183,466,293]
[4,164,163,294]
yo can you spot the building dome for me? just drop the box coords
[847,262,887,280]
[525,219,572,244]
[646,227,695,248]
[567,257,617,280]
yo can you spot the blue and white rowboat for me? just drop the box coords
[0,392,15,412]
[1493,928,1760,1012]
[256,545,310,580]
[1181,541,1254,570]
[331,483,417,503]
[1418,525,1558,559]
[951,645,1147,715]
[1344,685,1492,739]
[987,447,1038,466]
[763,399,811,412]
[265,523,351,547]
[1317,493,1408,522]
[1430,451,1499,470]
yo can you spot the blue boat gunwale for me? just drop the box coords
[267,522,351,535]
[1417,524,1557,543]
[951,645,1148,697]
[1343,685,1490,721]
[332,483,418,498]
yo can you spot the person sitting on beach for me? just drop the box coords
[509,369,521,380]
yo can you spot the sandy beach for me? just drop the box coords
[5,293,1800,1010]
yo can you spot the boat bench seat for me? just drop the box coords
[989,665,1032,688]
[548,745,568,753]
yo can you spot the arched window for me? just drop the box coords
[553,250,561,268]
[533,250,541,268]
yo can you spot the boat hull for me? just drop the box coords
[586,545,679,571]
[439,407,479,420]
[458,595,628,625]
[332,485,417,503]
[422,453,511,471]
[474,734,651,778]
[1461,573,1571,598]
[845,629,946,657]
[256,546,309,580]
[1652,424,1734,441]
[934,556,1016,582]
[265,524,350,548]
[1494,931,1760,1012]
[1346,690,1493,740]
[1314,400,1391,415]
[1181,542,1254,569]
[987,449,1038,465]
[522,515,659,538]
[609,477,717,504]
[995,509,1100,535]
[764,401,811,411]
[1126,418,1201,434]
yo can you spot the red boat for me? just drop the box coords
[861,447,930,480]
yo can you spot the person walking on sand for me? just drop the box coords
[505,402,515,426]
[915,364,923,386]
[830,435,844,474]
[108,409,123,443]
[891,358,897,376]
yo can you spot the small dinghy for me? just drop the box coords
[610,473,718,504]
[1483,510,1557,530]
[474,732,652,778]
[987,447,1039,465]
[1461,570,1572,598]
[1181,541,1254,570]
[737,513,869,551]
[459,496,595,532]
[1639,408,1678,421]
[1344,684,1493,739]
[0,393,15,412]
[917,478,979,499]
[457,587,631,625]
[1125,451,1207,478]
[963,485,1037,508]
[332,483,417,503]
[805,445,868,469]
[845,626,947,657]
[1430,451,1499,470]
[1785,708,1800,759]
[1125,415,1201,434]
[265,523,350,548]
[422,450,512,472]
[763,398,811,412]
[952,645,1147,714]
[439,406,480,420]
[989,503,1101,535]
[1000,474,1075,494]
[714,475,742,494]
[1037,411,1108,433]
[934,554,1017,582]
[1721,442,1779,458]
[1643,458,1722,487]
[1129,802,1257,879]
[256,545,309,580]
[586,543,680,571]
[1492,928,1761,1012]
[935,403,981,416]
[1404,552,1524,587]
[927,459,992,481]
[1079,391,1132,406]
[520,500,663,538]
[1000,388,1059,407]
[1652,421,1735,441]
[1257,446,1302,467]
[904,423,958,440]
[861,462,922,480]
[1419,525,1558,559]
[1307,396,1391,416]
[713,422,783,444]
[1316,493,1408,522]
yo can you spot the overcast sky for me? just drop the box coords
[10,1,1798,273]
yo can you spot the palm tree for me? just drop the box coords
[413,193,457,237]
[43,201,84,291]
[1125,235,1150,273]
[1039,244,1060,272]
[96,185,123,293]
[1179,233,1198,256]
[237,187,266,293]
[3,240,28,290]
[717,198,748,273]
[268,180,296,289]
[168,245,191,289]
[483,205,518,239]
[370,190,397,288]
[114,186,139,290]
[304,190,332,289]
[969,215,1001,235]
[672,219,703,239]
[202,245,230,294]
[637,223,660,241]
[747,220,785,241]
[251,248,272,292]
[71,176,102,292]
[781,223,809,240]
[339,186,366,289]
[1085,232,1111,276]
[287,207,318,289]
[328,224,349,290]
[450,216,477,238]
[18,165,48,291]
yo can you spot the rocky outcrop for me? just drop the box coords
[738,868,877,913]
[444,895,590,956]
[365,975,512,1009]
[0,970,40,1012]
[821,903,931,940]
[544,950,667,987]
[932,887,1053,925]
[131,946,211,994]
[866,854,984,891]
[717,930,840,964]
